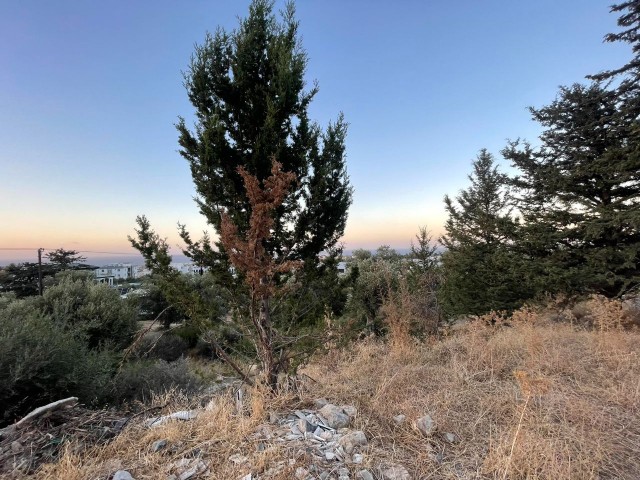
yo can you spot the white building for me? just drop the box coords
[173,262,208,275]
[95,263,134,286]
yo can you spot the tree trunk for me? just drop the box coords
[256,296,279,390]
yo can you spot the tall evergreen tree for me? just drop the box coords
[173,0,352,272]
[440,149,527,315]
[503,83,640,297]
[130,0,352,379]
[588,1,640,96]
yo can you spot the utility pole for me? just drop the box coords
[37,248,44,296]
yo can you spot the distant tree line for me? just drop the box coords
[0,249,95,298]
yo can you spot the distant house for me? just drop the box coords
[95,263,134,286]
[173,262,209,275]
[337,261,348,275]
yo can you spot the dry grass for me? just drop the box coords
[35,387,309,480]
[29,299,640,479]
[303,308,640,479]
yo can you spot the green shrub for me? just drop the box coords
[0,299,114,425]
[132,332,189,362]
[39,272,138,349]
[109,358,201,404]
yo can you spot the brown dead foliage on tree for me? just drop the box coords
[219,159,301,389]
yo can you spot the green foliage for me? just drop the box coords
[45,248,87,269]
[133,276,184,328]
[131,332,189,362]
[503,83,640,297]
[109,358,201,404]
[409,226,439,275]
[0,262,53,298]
[39,272,138,350]
[346,254,402,333]
[440,150,531,316]
[174,0,352,272]
[0,298,114,425]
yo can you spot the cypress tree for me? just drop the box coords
[174,0,352,272]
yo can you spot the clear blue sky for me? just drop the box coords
[0,0,630,264]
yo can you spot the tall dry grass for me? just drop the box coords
[304,303,640,479]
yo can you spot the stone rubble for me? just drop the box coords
[107,400,418,480]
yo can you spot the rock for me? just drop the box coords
[341,405,357,417]
[338,467,350,476]
[443,432,457,443]
[239,474,252,480]
[356,471,374,480]
[11,441,23,454]
[178,460,207,480]
[352,453,364,464]
[113,471,135,480]
[146,410,198,428]
[314,398,329,409]
[414,415,436,436]
[229,454,249,465]
[151,439,167,452]
[338,430,368,454]
[392,414,406,425]
[380,464,411,480]
[295,466,310,479]
[297,417,316,433]
[325,451,336,461]
[319,404,351,429]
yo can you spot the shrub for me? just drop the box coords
[131,332,189,362]
[109,358,202,404]
[0,298,114,425]
[39,272,138,349]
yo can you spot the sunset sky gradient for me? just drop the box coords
[0,0,630,264]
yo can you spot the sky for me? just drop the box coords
[0,0,631,265]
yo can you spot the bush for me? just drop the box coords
[109,358,201,404]
[132,332,189,362]
[0,298,114,425]
[39,272,138,349]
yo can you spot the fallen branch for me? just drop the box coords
[1,397,78,434]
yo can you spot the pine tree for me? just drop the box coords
[588,1,640,96]
[175,0,352,271]
[45,249,87,270]
[440,149,527,315]
[503,83,640,297]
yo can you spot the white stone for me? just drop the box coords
[392,414,406,425]
[352,453,364,464]
[338,430,368,454]
[380,464,411,480]
[229,454,248,465]
[319,404,351,429]
[146,410,198,428]
[414,415,436,436]
[113,471,135,480]
[341,405,357,417]
[356,471,374,480]
[443,432,457,443]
